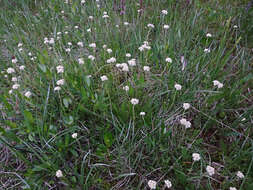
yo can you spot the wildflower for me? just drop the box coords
[164,25,169,29]
[12,83,20,89]
[106,57,116,63]
[61,10,64,14]
[28,52,32,56]
[18,48,23,52]
[24,91,32,98]
[78,58,84,65]
[56,170,63,178]
[123,85,129,91]
[143,66,150,72]
[161,10,168,15]
[49,38,55,44]
[233,25,238,29]
[128,59,136,66]
[87,28,91,32]
[18,43,23,48]
[88,55,95,61]
[148,180,157,189]
[204,48,210,53]
[115,24,119,28]
[165,57,172,63]
[57,32,61,35]
[9,90,13,94]
[192,153,201,161]
[130,98,139,105]
[126,53,131,57]
[54,86,61,91]
[19,65,25,70]
[64,31,69,34]
[183,103,190,110]
[121,63,129,72]
[72,133,78,139]
[102,14,109,18]
[56,65,64,73]
[206,33,212,38]
[11,77,18,82]
[81,0,85,4]
[206,165,215,176]
[230,187,237,190]
[89,43,96,48]
[174,83,182,91]
[140,112,146,116]
[7,68,15,74]
[67,42,72,46]
[236,171,244,179]
[100,75,108,81]
[124,22,129,26]
[213,80,223,88]
[180,118,191,128]
[103,44,107,49]
[65,48,71,52]
[147,23,154,28]
[164,179,172,188]
[56,79,65,86]
[89,16,93,19]
[74,25,79,29]
[12,58,18,64]
[106,48,112,53]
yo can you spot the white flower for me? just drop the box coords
[18,43,23,47]
[128,59,136,66]
[236,171,244,179]
[65,48,71,52]
[81,0,86,4]
[56,170,63,178]
[106,48,112,53]
[89,43,96,48]
[25,91,32,98]
[88,55,95,61]
[74,25,79,29]
[204,48,210,53]
[87,28,91,32]
[126,53,131,57]
[57,32,62,35]
[89,16,93,19]
[12,58,18,64]
[102,14,109,18]
[12,83,20,89]
[140,112,146,116]
[147,23,154,28]
[72,133,78,139]
[67,42,72,46]
[28,52,32,56]
[54,86,61,91]
[161,10,168,15]
[164,179,172,188]
[164,25,169,29]
[165,57,172,63]
[56,79,65,86]
[180,118,191,128]
[229,187,237,190]
[61,10,64,14]
[174,83,182,91]
[106,57,116,63]
[206,33,212,37]
[19,65,25,70]
[183,103,190,110]
[18,48,23,52]
[233,25,238,29]
[56,65,64,73]
[78,58,84,65]
[192,153,201,161]
[9,90,13,94]
[124,22,129,26]
[148,180,157,189]
[143,66,150,72]
[103,11,107,15]
[7,68,15,74]
[64,31,68,34]
[12,77,18,82]
[206,165,215,176]
[100,75,108,81]
[115,24,119,28]
[121,63,129,72]
[123,85,129,91]
[49,38,55,44]
[213,80,223,88]
[130,98,139,105]
[103,44,107,49]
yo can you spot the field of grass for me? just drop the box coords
[0,0,252,189]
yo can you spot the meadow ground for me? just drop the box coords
[0,0,252,189]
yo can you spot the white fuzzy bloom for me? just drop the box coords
[121,63,129,72]
[18,48,23,52]
[12,77,18,82]
[28,52,32,56]
[115,24,119,28]
[78,58,84,65]
[148,180,157,189]
[18,43,23,47]
[124,22,129,26]
[64,31,68,34]
[164,25,169,29]
[123,85,129,91]
[25,91,32,98]
[56,170,63,178]
[204,48,210,53]
[206,33,212,37]
[229,187,237,190]
[128,59,136,66]
[126,53,131,57]
[57,32,62,35]
[44,37,49,44]
[56,79,65,86]
[56,65,64,73]
[54,86,61,91]
[65,48,71,52]
[130,98,139,105]
[9,90,13,94]
[233,25,238,29]
[12,58,18,64]
[100,75,108,81]
[106,57,116,63]
[192,153,201,161]
[81,0,86,4]
[49,38,55,44]
[206,165,215,176]
[88,55,95,61]
[236,171,244,179]
[180,118,191,128]
[7,68,15,74]
[89,16,93,19]
[213,80,223,88]
[103,11,107,15]
[102,14,109,18]
[107,48,112,53]
[72,133,78,139]
[161,10,168,15]
[174,83,182,91]
[67,42,72,46]
[147,23,154,28]
[164,179,172,188]
[103,44,107,49]
[19,65,25,70]
[183,103,190,110]
[143,66,150,72]
[61,10,64,14]
[165,57,172,63]
[12,83,20,89]
[140,112,146,116]
[89,43,96,48]
[87,28,91,32]
[74,25,79,29]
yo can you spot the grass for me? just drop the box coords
[0,0,252,189]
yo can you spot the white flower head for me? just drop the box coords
[56,170,63,178]
[88,55,95,61]
[174,83,182,91]
[165,57,172,63]
[89,43,96,48]
[78,58,84,65]
[164,179,172,188]
[19,65,25,70]
[206,165,215,176]
[147,23,154,28]
[206,33,212,38]
[121,63,129,72]
[213,80,223,88]
[148,180,157,189]
[103,44,107,49]
[106,48,112,54]
[236,171,244,179]
[192,153,201,161]
[12,58,18,64]
[18,43,23,48]
[25,91,32,98]
[128,59,136,66]
[126,53,131,57]
[77,42,84,47]
[143,66,150,72]
[180,118,191,128]
[74,25,79,29]
[72,133,78,139]
[140,112,146,116]
[54,86,61,91]
[229,187,237,190]
[161,10,168,15]
[56,79,65,86]
[65,48,71,52]
[124,22,129,26]
[56,65,64,73]
[130,98,139,105]
[123,85,129,92]
[67,42,72,46]
[7,67,15,74]
[12,77,18,82]
[106,57,116,63]
[100,75,108,81]
[49,38,55,44]
[233,25,238,29]
[164,25,169,29]
[102,14,109,18]
[12,83,20,90]
[183,103,190,110]
[89,16,93,20]
[204,48,210,53]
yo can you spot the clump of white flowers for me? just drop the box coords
[7,68,15,74]
[206,33,212,38]
[138,41,151,51]
[204,48,210,53]
[183,103,190,110]
[106,48,112,54]
[174,83,182,91]
[116,63,129,72]
[12,83,20,90]
[147,23,154,28]
[213,80,223,89]
[164,179,172,188]
[89,43,96,48]
[72,133,78,139]
[54,86,61,91]
[164,25,169,29]
[165,57,172,63]
[128,59,136,66]
[192,153,201,161]
[56,170,63,178]
[123,85,129,92]
[229,187,237,190]
[24,91,32,98]
[78,58,84,65]
[206,165,215,176]
[56,65,64,73]
[88,55,95,61]
[106,57,116,63]
[180,118,191,128]
[124,22,129,26]
[77,42,83,47]
[56,79,65,86]
[130,98,139,105]
[19,65,25,70]
[236,171,244,179]
[161,10,168,15]
[140,112,146,116]
[126,53,131,57]
[100,75,108,81]
[12,58,18,64]
[148,180,157,189]
[143,66,150,72]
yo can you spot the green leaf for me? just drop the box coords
[104,132,114,148]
